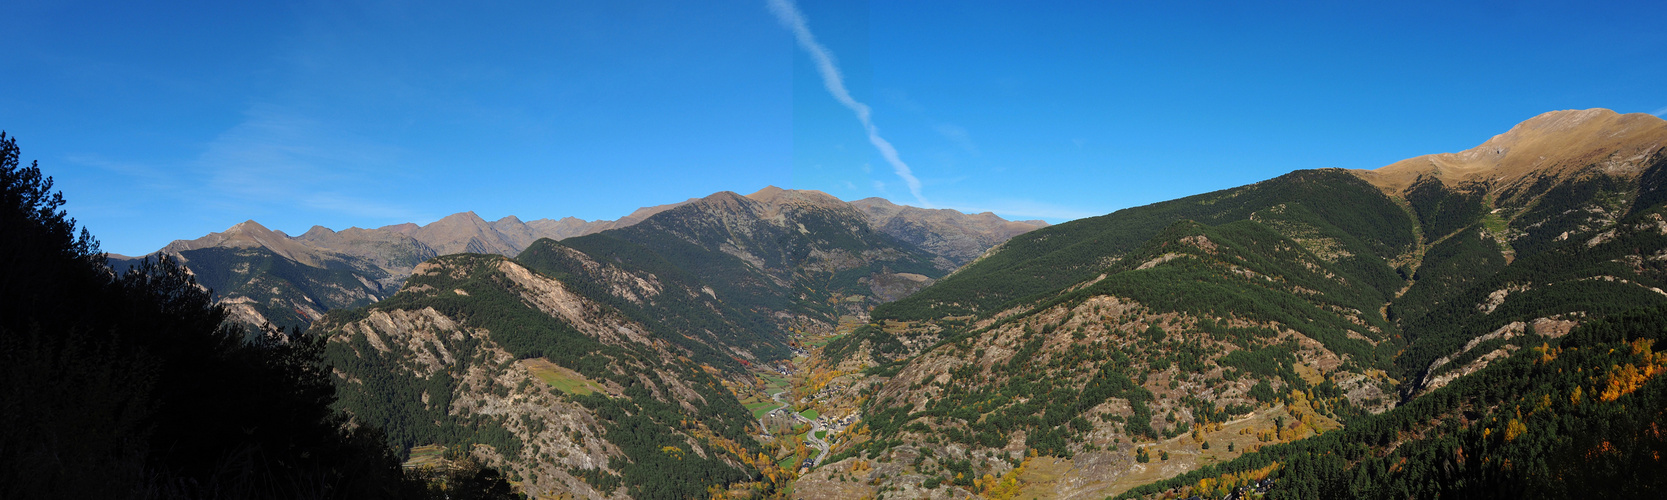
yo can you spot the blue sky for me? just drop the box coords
[3,1,1664,256]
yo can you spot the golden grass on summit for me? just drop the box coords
[522,358,606,395]
[1353,109,1667,194]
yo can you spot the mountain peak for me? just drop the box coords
[158,218,329,267]
[378,222,420,234]
[696,190,752,209]
[851,196,897,207]
[1358,108,1667,193]
[746,186,843,208]
[433,211,487,225]
[223,219,295,240]
[229,219,271,234]
[748,185,788,199]
[404,211,516,256]
[300,225,336,239]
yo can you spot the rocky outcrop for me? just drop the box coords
[320,254,762,499]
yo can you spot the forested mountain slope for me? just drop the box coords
[1118,305,1667,499]
[1357,108,1667,395]
[315,187,1040,498]
[560,188,953,333]
[318,254,780,499]
[803,194,1415,498]
[795,109,1667,498]
[876,168,1416,324]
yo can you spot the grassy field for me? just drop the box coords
[402,444,447,469]
[744,370,795,419]
[1479,200,1516,255]
[522,358,606,395]
[801,408,820,420]
[745,399,779,419]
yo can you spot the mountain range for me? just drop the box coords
[112,188,1045,331]
[309,184,1051,497]
[72,108,1667,499]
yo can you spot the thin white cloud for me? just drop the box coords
[1654,106,1667,117]
[767,0,929,206]
[64,153,178,191]
[197,105,399,198]
[184,104,420,225]
[935,124,980,156]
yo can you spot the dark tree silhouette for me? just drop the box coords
[0,132,519,499]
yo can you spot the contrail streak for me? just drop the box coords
[767,0,929,206]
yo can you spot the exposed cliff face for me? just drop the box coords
[319,254,769,499]
[328,304,623,499]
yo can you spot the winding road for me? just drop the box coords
[757,390,830,468]
[800,414,830,467]
[757,391,791,436]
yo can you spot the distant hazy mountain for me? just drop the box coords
[115,190,1044,331]
[849,197,1047,266]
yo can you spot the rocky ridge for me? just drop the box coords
[120,188,1044,331]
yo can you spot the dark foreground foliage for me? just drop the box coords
[0,132,519,499]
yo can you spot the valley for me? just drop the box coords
[53,108,1667,498]
[10,0,1667,497]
